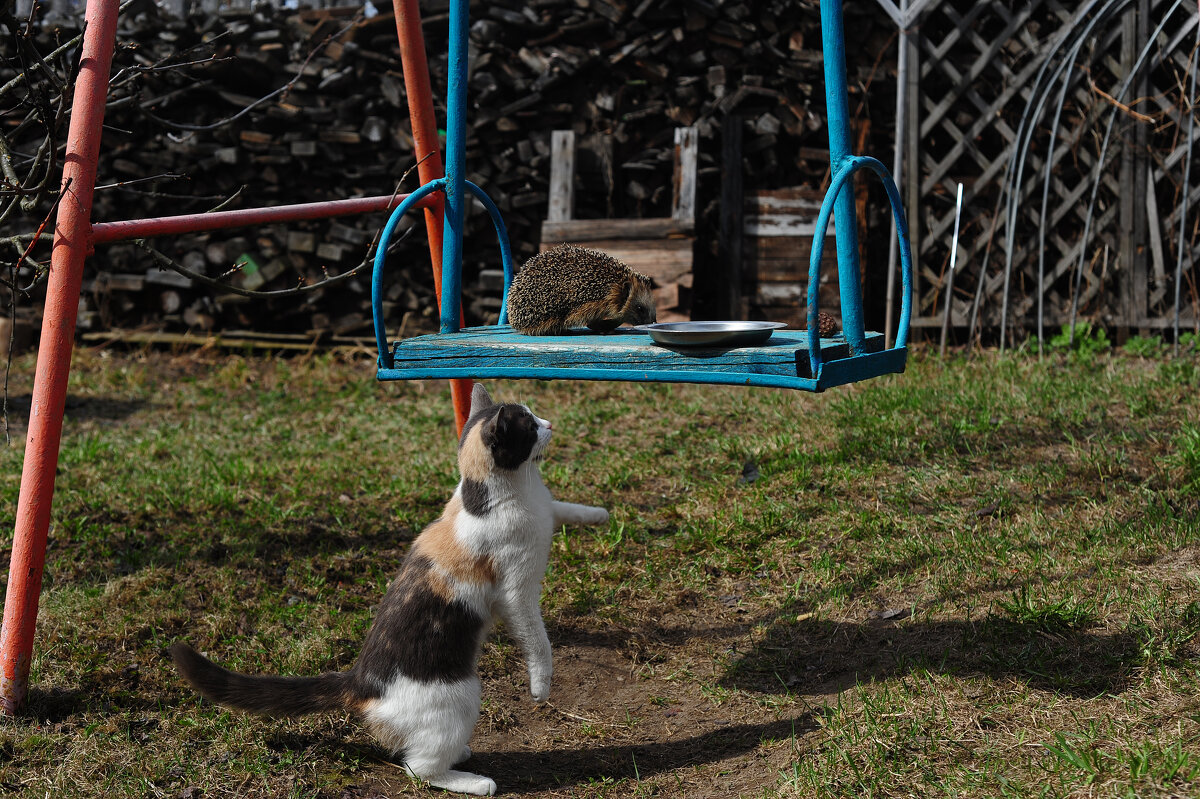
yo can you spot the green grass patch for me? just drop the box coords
[0,345,1198,798]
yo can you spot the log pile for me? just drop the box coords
[4,0,894,340]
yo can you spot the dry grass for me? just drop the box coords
[0,343,1198,797]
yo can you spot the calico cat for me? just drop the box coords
[169,383,609,796]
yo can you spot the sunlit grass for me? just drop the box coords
[0,344,1197,797]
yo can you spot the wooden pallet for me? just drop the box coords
[742,186,841,328]
[540,127,697,321]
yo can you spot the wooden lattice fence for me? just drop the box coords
[903,0,1200,342]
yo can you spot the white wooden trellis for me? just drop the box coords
[893,0,1200,339]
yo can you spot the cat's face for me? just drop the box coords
[459,384,552,474]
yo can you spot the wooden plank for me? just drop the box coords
[750,235,829,259]
[744,186,825,212]
[752,259,825,283]
[1145,151,1165,286]
[535,238,693,286]
[611,251,694,285]
[745,236,838,277]
[654,283,681,310]
[548,130,575,223]
[753,305,807,328]
[756,283,803,303]
[592,244,694,285]
[1131,0,1151,334]
[544,237,691,254]
[541,217,693,242]
[745,217,830,237]
[671,127,698,224]
[1118,2,1144,336]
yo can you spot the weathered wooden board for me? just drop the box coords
[545,239,694,284]
[740,185,842,322]
[540,218,693,243]
[547,130,575,224]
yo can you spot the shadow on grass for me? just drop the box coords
[31,505,421,590]
[23,685,167,721]
[721,609,1143,698]
[263,718,814,793]
[475,716,814,790]
[3,394,147,438]
[4,394,147,424]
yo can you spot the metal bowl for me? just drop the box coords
[636,321,787,347]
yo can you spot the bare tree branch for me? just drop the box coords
[132,222,415,300]
[136,12,363,133]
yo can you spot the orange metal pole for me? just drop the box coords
[0,0,119,714]
[392,0,472,433]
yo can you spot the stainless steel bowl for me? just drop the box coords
[636,321,787,347]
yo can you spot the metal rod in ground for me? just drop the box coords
[0,0,119,715]
[940,182,964,357]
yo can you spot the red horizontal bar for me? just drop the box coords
[88,192,437,247]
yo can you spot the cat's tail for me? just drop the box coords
[169,643,356,717]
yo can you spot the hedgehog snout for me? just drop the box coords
[627,300,656,326]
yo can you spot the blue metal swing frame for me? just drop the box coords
[371,0,914,392]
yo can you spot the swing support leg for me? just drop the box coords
[392,0,472,433]
[0,0,119,714]
[820,0,868,355]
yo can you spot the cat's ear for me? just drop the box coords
[470,383,494,416]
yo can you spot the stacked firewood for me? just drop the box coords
[5,0,892,338]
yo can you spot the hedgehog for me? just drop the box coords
[505,244,657,335]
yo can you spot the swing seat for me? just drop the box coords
[371,156,912,394]
[369,0,914,396]
[378,325,902,392]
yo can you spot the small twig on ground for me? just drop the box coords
[544,702,606,726]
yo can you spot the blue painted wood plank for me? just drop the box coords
[811,347,908,389]
[376,325,905,392]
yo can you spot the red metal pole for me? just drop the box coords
[392,0,472,434]
[0,0,119,714]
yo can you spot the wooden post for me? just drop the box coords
[672,127,698,225]
[547,131,575,224]
[718,115,744,320]
[1118,0,1151,340]
[904,22,922,336]
[1130,0,1151,334]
